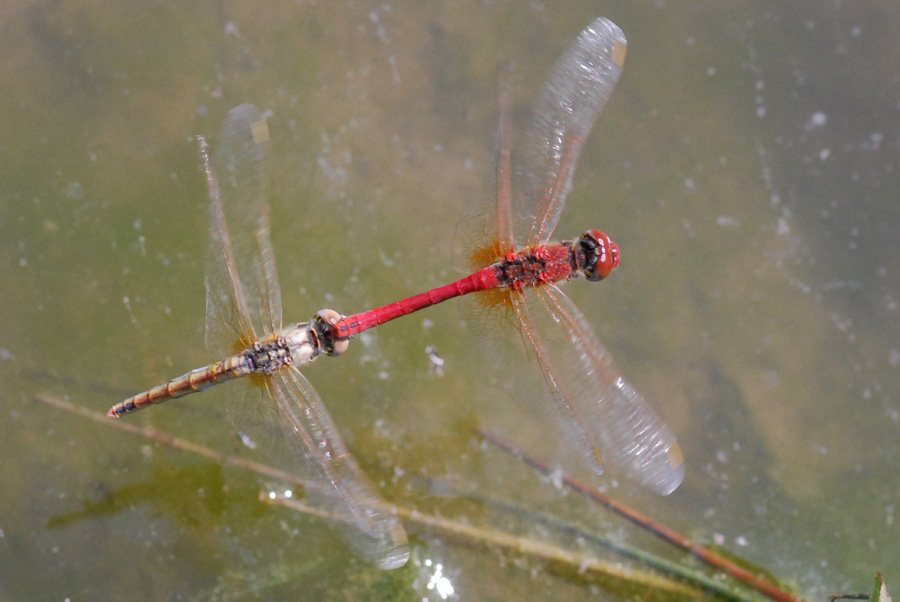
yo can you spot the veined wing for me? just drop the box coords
[205,105,408,566]
[259,365,409,569]
[204,103,282,356]
[516,18,627,248]
[494,75,516,253]
[514,284,684,495]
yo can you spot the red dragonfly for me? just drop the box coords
[109,17,679,570]
[323,17,684,495]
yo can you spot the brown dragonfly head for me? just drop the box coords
[314,309,350,356]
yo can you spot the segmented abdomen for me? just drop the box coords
[107,354,252,417]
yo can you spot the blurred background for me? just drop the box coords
[1,1,898,600]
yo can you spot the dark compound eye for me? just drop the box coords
[315,309,350,355]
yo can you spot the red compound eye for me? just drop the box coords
[581,229,619,281]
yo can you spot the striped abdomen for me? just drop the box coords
[107,354,252,417]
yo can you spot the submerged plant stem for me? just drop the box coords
[477,428,810,602]
[37,393,693,593]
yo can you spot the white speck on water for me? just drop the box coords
[425,562,455,599]
[426,346,445,376]
[888,349,900,367]
[545,467,564,489]
[776,217,790,235]
[805,111,827,130]
[716,216,739,227]
[238,431,257,450]
[64,182,84,200]
[868,132,884,150]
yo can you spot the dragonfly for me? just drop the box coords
[108,104,410,570]
[322,17,685,495]
[109,16,680,567]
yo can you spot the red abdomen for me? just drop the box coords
[329,243,577,341]
[330,266,502,339]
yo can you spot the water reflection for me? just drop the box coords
[4,1,900,599]
[418,558,457,601]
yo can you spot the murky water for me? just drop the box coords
[1,2,898,600]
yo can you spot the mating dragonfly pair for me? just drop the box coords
[108,18,684,569]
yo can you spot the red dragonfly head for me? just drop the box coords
[579,229,619,281]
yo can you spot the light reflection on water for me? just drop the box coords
[1,2,898,600]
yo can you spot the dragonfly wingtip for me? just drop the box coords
[667,441,686,470]
[591,446,606,475]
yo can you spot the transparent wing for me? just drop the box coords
[513,284,684,495]
[495,74,516,253]
[450,76,517,274]
[204,105,408,566]
[263,366,410,569]
[515,18,627,247]
[204,103,282,356]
